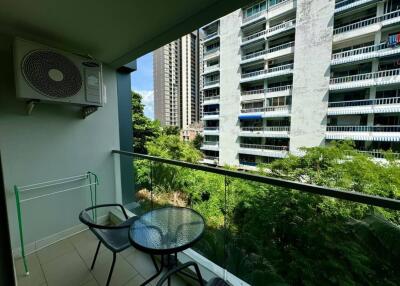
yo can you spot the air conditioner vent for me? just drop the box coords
[22,50,82,98]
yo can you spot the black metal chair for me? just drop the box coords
[156,261,230,286]
[79,204,158,286]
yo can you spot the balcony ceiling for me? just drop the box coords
[0,0,252,68]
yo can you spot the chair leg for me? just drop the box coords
[150,255,159,272]
[91,241,101,270]
[106,252,116,286]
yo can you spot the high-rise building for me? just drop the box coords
[154,31,200,128]
[200,0,400,169]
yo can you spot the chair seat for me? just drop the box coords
[207,277,230,286]
[92,216,138,252]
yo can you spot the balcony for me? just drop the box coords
[201,155,219,165]
[267,41,295,60]
[240,63,293,83]
[332,43,400,65]
[240,126,290,138]
[200,141,220,151]
[268,0,297,19]
[335,0,379,14]
[203,31,219,43]
[239,143,288,158]
[327,97,400,115]
[241,50,267,64]
[329,68,400,90]
[202,95,220,105]
[203,79,220,90]
[241,10,267,26]
[203,47,220,60]
[202,64,220,75]
[202,111,220,120]
[333,10,400,43]
[241,105,291,117]
[267,19,296,38]
[241,30,266,45]
[266,84,292,97]
[326,125,400,141]
[203,126,220,135]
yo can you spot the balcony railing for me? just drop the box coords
[204,80,220,86]
[267,41,295,53]
[356,150,400,159]
[333,10,400,35]
[268,63,293,73]
[203,141,219,146]
[203,47,220,56]
[204,31,219,40]
[327,125,400,132]
[241,105,291,113]
[266,84,292,93]
[112,150,400,286]
[241,126,290,132]
[268,0,292,10]
[241,89,265,96]
[241,64,293,79]
[204,127,219,131]
[203,95,220,101]
[240,143,288,151]
[203,64,220,74]
[203,155,219,161]
[267,19,296,35]
[241,69,267,79]
[330,68,400,85]
[242,30,266,43]
[241,50,266,61]
[241,107,265,113]
[332,43,384,61]
[203,111,220,116]
[328,97,400,108]
[242,9,266,23]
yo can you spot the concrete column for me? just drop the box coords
[289,0,335,153]
[219,11,242,166]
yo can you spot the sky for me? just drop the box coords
[131,52,154,119]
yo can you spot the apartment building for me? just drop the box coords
[200,0,400,168]
[154,31,200,128]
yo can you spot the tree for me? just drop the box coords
[192,133,203,150]
[162,125,180,136]
[132,91,161,154]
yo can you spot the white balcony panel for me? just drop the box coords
[329,69,400,90]
[262,105,291,117]
[203,49,220,61]
[202,114,220,120]
[240,127,290,138]
[240,70,267,83]
[267,20,296,38]
[265,64,293,79]
[335,0,377,13]
[267,45,295,60]
[326,131,400,141]
[327,99,400,115]
[202,82,220,90]
[240,90,265,101]
[268,0,296,19]
[332,45,400,65]
[200,142,219,151]
[203,128,220,135]
[202,97,220,106]
[241,30,266,46]
[202,65,220,75]
[333,23,380,43]
[265,85,292,98]
[203,32,219,44]
[239,146,288,158]
[240,51,266,64]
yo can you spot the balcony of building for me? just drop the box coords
[268,0,297,19]
[332,42,400,65]
[200,141,220,151]
[241,29,267,46]
[335,0,379,14]
[329,68,400,90]
[241,1,267,27]
[333,10,400,43]
[203,47,220,61]
[327,96,400,115]
[240,126,290,138]
[267,41,295,60]
[326,125,400,141]
[240,63,293,83]
[203,126,220,135]
[202,95,220,106]
[202,63,220,76]
[267,19,296,39]
[203,31,220,44]
[241,50,267,64]
[240,104,291,118]
[239,143,288,158]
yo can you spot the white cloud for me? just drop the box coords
[135,90,154,120]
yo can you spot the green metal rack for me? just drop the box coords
[14,171,99,275]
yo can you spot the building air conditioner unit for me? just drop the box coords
[268,60,275,65]
[14,38,103,110]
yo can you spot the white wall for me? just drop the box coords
[0,34,121,249]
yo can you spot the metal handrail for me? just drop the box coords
[332,43,386,60]
[242,30,266,43]
[204,127,219,131]
[334,10,400,35]
[356,150,400,159]
[112,150,400,210]
[267,41,295,53]
[328,97,400,108]
[330,68,400,84]
[203,47,220,56]
[241,69,267,79]
[335,0,362,9]
[203,64,220,73]
[241,107,265,113]
[265,105,291,112]
[241,126,290,132]
[203,141,219,146]
[240,143,288,151]
[241,89,265,96]
[241,50,267,60]
[267,63,293,73]
[266,85,292,93]
[268,19,296,34]
[203,95,220,101]
[326,125,400,132]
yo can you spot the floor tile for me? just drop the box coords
[37,239,75,265]
[41,251,93,286]
[124,251,158,279]
[14,253,46,286]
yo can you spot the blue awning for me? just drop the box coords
[239,114,262,120]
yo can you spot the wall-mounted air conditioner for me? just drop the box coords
[14,38,103,110]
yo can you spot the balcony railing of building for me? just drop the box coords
[203,111,220,116]
[241,63,293,79]
[204,31,219,40]
[333,10,400,35]
[204,80,220,86]
[241,50,267,61]
[328,97,400,108]
[241,126,290,132]
[268,0,293,11]
[267,19,296,35]
[203,95,220,101]
[241,89,265,96]
[204,127,219,131]
[203,155,219,161]
[327,125,400,132]
[266,84,293,93]
[241,107,265,113]
[242,30,267,43]
[112,150,400,286]
[267,41,295,53]
[330,68,400,85]
[331,43,400,64]
[335,0,376,11]
[240,143,288,151]
[203,47,220,57]
[203,64,220,74]
[202,141,220,147]
[242,9,267,23]
[241,105,291,113]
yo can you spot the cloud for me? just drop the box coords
[135,90,154,120]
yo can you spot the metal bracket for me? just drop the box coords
[26,100,40,115]
[82,106,98,119]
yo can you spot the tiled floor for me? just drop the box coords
[14,230,191,286]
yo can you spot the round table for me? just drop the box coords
[129,206,205,285]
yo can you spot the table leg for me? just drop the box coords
[140,255,164,286]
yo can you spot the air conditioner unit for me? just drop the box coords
[14,38,103,107]
[268,60,275,65]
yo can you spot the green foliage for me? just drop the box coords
[161,125,180,136]
[132,91,161,154]
[192,133,204,150]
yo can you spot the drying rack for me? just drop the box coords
[14,171,99,275]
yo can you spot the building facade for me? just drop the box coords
[200,0,400,168]
[154,31,200,128]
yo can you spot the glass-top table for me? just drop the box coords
[129,206,205,285]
